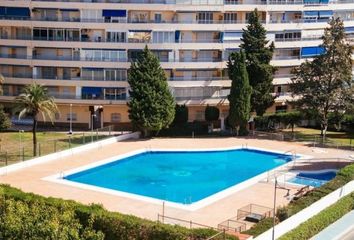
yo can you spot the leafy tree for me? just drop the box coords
[173,104,188,125]
[128,46,175,137]
[240,8,276,116]
[278,111,302,134]
[14,83,58,156]
[290,18,353,139]
[227,51,252,135]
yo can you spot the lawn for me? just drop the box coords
[281,127,354,146]
[0,131,113,166]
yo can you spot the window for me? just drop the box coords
[198,12,213,24]
[152,31,174,43]
[66,113,77,121]
[111,113,121,122]
[154,13,162,23]
[224,13,237,23]
[275,105,287,113]
[106,32,126,43]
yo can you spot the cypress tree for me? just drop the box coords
[227,51,252,135]
[127,46,175,137]
[241,9,276,116]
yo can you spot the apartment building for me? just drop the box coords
[0,0,353,129]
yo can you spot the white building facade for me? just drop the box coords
[0,0,353,129]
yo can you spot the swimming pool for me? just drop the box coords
[288,171,336,188]
[63,148,292,205]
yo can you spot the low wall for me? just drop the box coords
[255,180,354,240]
[0,132,140,176]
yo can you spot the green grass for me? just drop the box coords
[281,127,354,146]
[0,131,111,166]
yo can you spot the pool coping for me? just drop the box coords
[42,146,311,211]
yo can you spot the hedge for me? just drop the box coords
[242,218,275,237]
[0,185,237,240]
[242,163,354,237]
[279,193,354,240]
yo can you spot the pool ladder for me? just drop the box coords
[242,143,248,149]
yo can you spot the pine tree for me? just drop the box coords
[227,51,252,136]
[241,9,276,116]
[291,18,353,139]
[127,46,175,137]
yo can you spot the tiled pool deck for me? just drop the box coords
[0,137,353,228]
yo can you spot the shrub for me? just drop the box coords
[173,104,189,125]
[242,218,275,237]
[0,185,238,240]
[279,193,354,240]
[0,105,10,131]
[205,105,220,122]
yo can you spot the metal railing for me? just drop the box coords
[157,214,228,239]
[217,219,247,232]
[249,130,354,151]
[0,126,121,167]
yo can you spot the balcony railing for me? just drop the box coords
[169,76,229,81]
[1,92,128,101]
[28,0,354,4]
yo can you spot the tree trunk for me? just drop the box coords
[32,116,37,157]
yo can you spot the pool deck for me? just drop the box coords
[0,137,353,228]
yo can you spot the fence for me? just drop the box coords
[217,219,247,233]
[249,130,354,151]
[157,214,228,239]
[0,126,120,167]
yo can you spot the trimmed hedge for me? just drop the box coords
[242,163,354,237]
[0,185,237,240]
[279,193,354,240]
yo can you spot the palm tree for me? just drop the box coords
[14,83,58,156]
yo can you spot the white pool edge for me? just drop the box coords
[43,146,310,211]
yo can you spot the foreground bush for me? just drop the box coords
[279,193,354,240]
[242,163,354,237]
[242,218,275,237]
[0,185,237,240]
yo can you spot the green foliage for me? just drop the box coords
[173,104,188,125]
[290,18,353,138]
[227,51,252,135]
[0,105,10,131]
[240,9,275,116]
[0,198,104,240]
[254,112,302,131]
[127,46,175,137]
[0,185,237,240]
[14,83,59,156]
[242,218,275,237]
[342,114,354,131]
[279,193,354,240]
[244,163,354,237]
[159,122,208,137]
[205,105,220,122]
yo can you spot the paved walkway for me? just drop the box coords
[0,137,353,228]
[311,210,354,240]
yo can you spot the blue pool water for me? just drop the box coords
[288,171,336,188]
[65,149,292,204]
